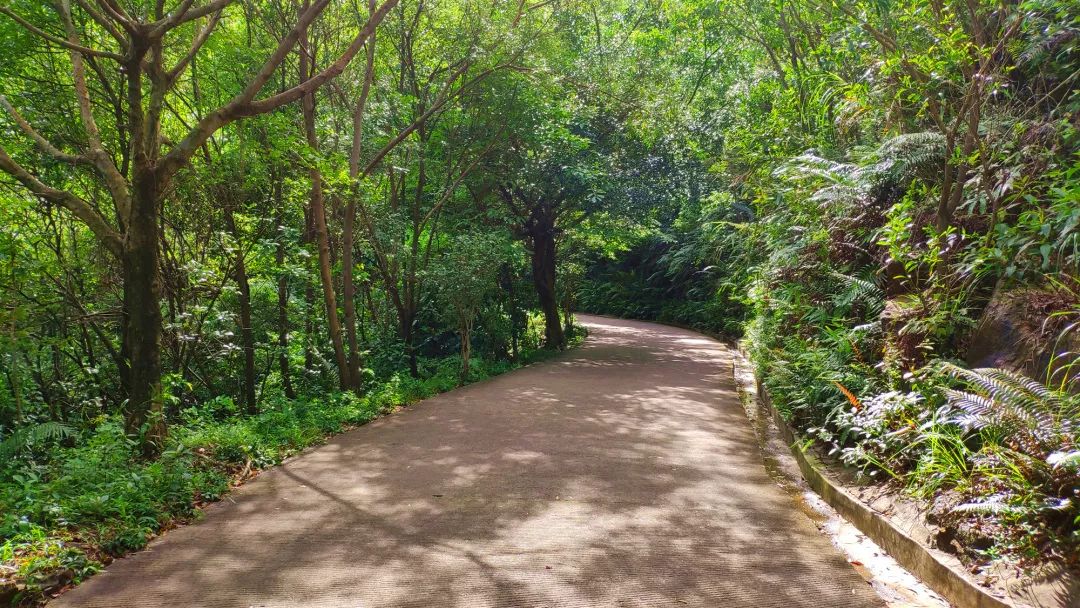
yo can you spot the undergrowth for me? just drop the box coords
[0,341,580,606]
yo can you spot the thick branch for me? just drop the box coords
[149,0,234,37]
[349,1,378,179]
[418,140,496,228]
[359,62,504,177]
[158,0,398,181]
[0,95,90,166]
[59,0,131,219]
[72,0,128,47]
[0,146,123,256]
[166,8,222,83]
[240,0,399,114]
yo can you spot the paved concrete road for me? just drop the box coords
[53,315,884,608]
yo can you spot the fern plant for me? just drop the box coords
[0,422,75,459]
[939,362,1078,456]
[778,132,947,211]
[830,271,886,317]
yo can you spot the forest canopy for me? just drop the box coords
[0,0,1078,603]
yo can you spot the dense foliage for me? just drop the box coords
[1,0,1078,603]
[575,0,1080,582]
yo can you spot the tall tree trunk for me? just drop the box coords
[562,292,573,337]
[341,202,362,389]
[223,208,258,414]
[530,217,564,349]
[235,252,257,413]
[504,265,519,362]
[340,0,378,393]
[400,309,418,377]
[460,316,472,382]
[307,156,349,388]
[274,178,296,399]
[300,32,350,389]
[122,184,166,456]
[303,207,316,374]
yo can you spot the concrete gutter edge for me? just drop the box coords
[752,375,1020,608]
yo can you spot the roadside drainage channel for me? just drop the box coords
[732,353,963,608]
[730,352,1027,608]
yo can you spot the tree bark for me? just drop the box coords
[460,316,472,381]
[529,215,564,349]
[300,27,350,389]
[122,182,166,456]
[223,207,258,414]
[274,177,296,399]
[340,0,378,393]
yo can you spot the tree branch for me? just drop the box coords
[0,6,124,60]
[0,146,123,256]
[166,8,222,83]
[59,0,131,220]
[149,0,235,38]
[157,0,398,181]
[0,95,91,166]
[72,0,128,47]
[239,0,399,114]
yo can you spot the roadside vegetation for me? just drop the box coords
[576,0,1080,584]
[1,0,1077,604]
[1,321,573,604]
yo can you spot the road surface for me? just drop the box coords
[53,315,883,607]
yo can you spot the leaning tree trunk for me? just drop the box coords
[530,220,564,349]
[122,183,166,457]
[300,39,350,389]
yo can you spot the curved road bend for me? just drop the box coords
[53,315,884,608]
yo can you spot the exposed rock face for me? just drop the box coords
[965,285,1079,390]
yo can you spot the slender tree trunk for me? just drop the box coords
[300,33,350,389]
[530,218,564,349]
[505,265,519,361]
[460,316,472,381]
[235,253,257,413]
[303,207,316,374]
[562,292,573,337]
[223,208,258,414]
[340,0,378,393]
[274,179,296,399]
[341,200,362,389]
[308,166,349,388]
[401,309,418,377]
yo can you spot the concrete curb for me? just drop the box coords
[753,376,1020,608]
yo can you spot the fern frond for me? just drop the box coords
[831,271,886,316]
[877,132,947,175]
[0,421,75,458]
[943,389,1002,428]
[977,367,1063,410]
